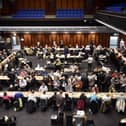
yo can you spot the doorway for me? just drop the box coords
[110,36,119,48]
[12,35,21,50]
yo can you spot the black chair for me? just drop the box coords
[63,98,73,112]
[65,112,73,126]
[39,99,48,112]
[0,116,16,126]
[3,100,11,109]
[57,111,64,126]
[87,120,95,126]
[89,101,99,114]
[26,100,37,113]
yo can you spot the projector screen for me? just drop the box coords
[110,36,118,48]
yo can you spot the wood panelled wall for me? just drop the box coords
[16,0,46,10]
[20,33,110,48]
[1,0,16,15]
[15,0,85,14]
[1,0,120,15]
[15,0,84,10]
[56,0,84,9]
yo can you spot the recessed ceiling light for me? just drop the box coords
[64,32,68,34]
[25,32,29,34]
[76,32,82,34]
[21,38,24,41]
[51,32,57,34]
[90,32,95,34]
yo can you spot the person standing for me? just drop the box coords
[120,39,125,49]
[87,55,93,72]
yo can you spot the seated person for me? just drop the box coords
[91,84,99,93]
[50,92,58,111]
[13,92,24,111]
[27,90,37,103]
[2,92,13,109]
[39,91,48,111]
[14,92,24,100]
[18,77,27,91]
[39,83,48,92]
[55,59,62,70]
[56,91,64,111]
[116,93,126,113]
[100,94,111,113]
[63,93,72,112]
[26,90,37,113]
[76,93,87,111]
[89,93,99,114]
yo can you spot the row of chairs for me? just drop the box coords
[13,9,84,18]
[13,9,45,18]
[56,9,84,18]
[105,3,126,13]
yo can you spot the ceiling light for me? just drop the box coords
[76,32,82,34]
[25,32,29,34]
[90,32,95,34]
[21,38,24,41]
[64,32,68,34]
[51,32,57,34]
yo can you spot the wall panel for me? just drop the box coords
[16,0,46,10]
[23,34,31,47]
[76,34,81,46]
[80,0,84,9]
[56,0,61,9]
[68,0,72,9]
[21,33,110,48]
[30,0,35,9]
[12,0,87,11]
[81,34,84,45]
[62,0,67,9]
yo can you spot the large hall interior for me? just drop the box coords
[0,0,126,126]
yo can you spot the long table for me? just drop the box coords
[0,91,125,99]
[0,76,10,80]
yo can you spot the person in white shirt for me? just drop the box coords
[65,82,73,92]
[120,39,125,49]
[39,83,48,92]
[116,93,126,113]
[19,78,27,91]
[27,90,37,103]
[40,91,48,100]
[88,72,96,87]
